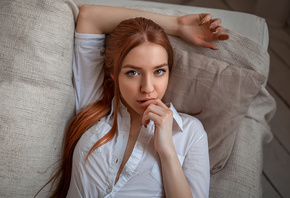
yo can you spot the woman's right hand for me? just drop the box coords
[177,13,229,49]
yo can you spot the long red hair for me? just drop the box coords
[37,17,174,197]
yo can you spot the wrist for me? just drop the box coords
[163,16,179,37]
[176,16,183,38]
[157,143,177,162]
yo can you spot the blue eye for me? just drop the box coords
[126,71,138,76]
[154,69,166,76]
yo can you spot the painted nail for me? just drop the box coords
[199,20,205,26]
[213,29,220,34]
[210,23,216,29]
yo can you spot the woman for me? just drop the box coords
[42,5,228,198]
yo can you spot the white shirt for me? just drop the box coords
[67,32,210,198]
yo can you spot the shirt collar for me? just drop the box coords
[167,102,184,132]
[107,98,183,132]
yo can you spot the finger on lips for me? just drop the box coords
[139,98,167,109]
[139,99,170,127]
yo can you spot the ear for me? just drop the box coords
[110,73,114,80]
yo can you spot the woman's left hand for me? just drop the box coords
[141,99,175,156]
[177,13,229,49]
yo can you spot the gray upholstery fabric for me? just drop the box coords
[163,44,265,173]
[0,0,81,196]
[210,118,265,198]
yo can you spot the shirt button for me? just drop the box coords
[126,167,132,173]
[106,187,112,194]
[137,144,143,150]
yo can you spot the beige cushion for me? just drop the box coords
[163,39,265,173]
[0,0,81,196]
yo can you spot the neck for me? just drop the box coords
[130,113,142,127]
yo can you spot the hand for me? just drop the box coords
[177,13,229,49]
[140,99,175,156]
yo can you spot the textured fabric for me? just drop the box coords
[209,118,266,198]
[0,0,81,197]
[68,32,210,198]
[162,46,264,173]
[167,29,275,140]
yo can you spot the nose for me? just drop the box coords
[140,75,154,94]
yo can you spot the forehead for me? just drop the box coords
[122,42,168,69]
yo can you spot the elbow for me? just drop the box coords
[76,4,96,33]
[77,4,91,22]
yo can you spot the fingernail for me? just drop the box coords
[213,29,220,34]
[199,20,205,26]
[210,23,216,29]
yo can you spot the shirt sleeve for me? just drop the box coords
[183,122,210,198]
[73,32,106,113]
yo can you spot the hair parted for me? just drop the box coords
[36,17,174,197]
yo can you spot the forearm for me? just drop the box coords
[76,4,178,35]
[160,151,193,198]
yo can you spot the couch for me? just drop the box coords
[0,0,276,197]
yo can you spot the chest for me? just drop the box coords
[114,124,141,184]
[100,126,163,196]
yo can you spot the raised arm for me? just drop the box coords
[76,4,228,49]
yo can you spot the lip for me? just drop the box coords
[137,97,156,104]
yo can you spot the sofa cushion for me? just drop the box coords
[0,0,81,196]
[163,40,265,173]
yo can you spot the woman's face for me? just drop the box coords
[118,42,169,117]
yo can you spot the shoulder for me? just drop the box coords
[172,111,208,158]
[170,102,205,137]
[179,112,207,143]
[170,103,207,150]
[179,112,205,131]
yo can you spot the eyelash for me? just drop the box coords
[126,71,139,76]
[125,69,166,77]
[154,69,166,75]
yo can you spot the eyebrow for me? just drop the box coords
[122,63,168,70]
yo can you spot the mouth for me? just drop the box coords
[137,98,155,104]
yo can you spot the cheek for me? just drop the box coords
[118,77,138,97]
[155,77,169,98]
[160,75,169,90]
